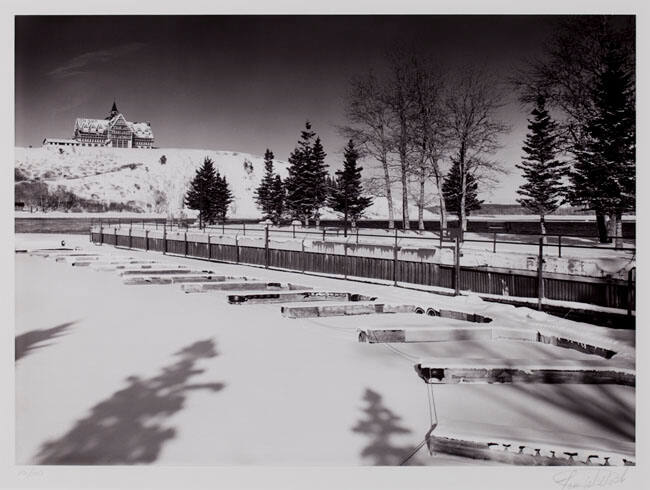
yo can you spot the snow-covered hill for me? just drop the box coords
[15,145,428,220]
[15,146,290,219]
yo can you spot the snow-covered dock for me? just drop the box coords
[414,360,634,386]
[15,234,636,466]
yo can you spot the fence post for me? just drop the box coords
[292,223,296,239]
[222,222,225,235]
[264,224,269,269]
[129,226,132,249]
[145,229,149,251]
[537,237,544,311]
[114,227,117,246]
[243,223,246,236]
[627,267,635,317]
[344,240,348,280]
[207,234,212,260]
[322,228,326,241]
[301,239,306,273]
[493,232,497,253]
[235,235,240,263]
[163,223,167,255]
[558,235,562,258]
[454,237,460,296]
[356,226,359,245]
[184,231,188,256]
[393,229,399,286]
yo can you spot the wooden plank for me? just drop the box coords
[427,434,635,466]
[414,361,634,386]
[182,282,312,293]
[123,274,249,285]
[120,268,204,276]
[281,303,418,318]
[228,291,377,304]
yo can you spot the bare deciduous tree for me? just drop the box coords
[385,49,417,230]
[446,68,510,234]
[408,56,449,232]
[341,72,396,229]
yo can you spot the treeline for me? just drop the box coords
[253,124,373,236]
[334,16,634,245]
[15,180,141,213]
[514,17,635,245]
[340,50,508,234]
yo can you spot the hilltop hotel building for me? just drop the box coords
[42,102,154,149]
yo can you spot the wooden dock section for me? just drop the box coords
[227,291,377,304]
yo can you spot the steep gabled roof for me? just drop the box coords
[74,113,154,139]
[74,118,109,134]
[128,121,153,139]
[108,114,128,129]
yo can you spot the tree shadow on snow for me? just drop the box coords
[15,321,77,362]
[352,388,422,466]
[431,339,635,444]
[33,339,225,465]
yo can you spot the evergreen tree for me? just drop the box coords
[568,41,635,246]
[327,140,373,235]
[284,122,315,223]
[184,157,218,228]
[285,121,329,224]
[269,175,286,223]
[213,171,234,222]
[309,136,329,224]
[516,94,566,236]
[442,159,482,227]
[254,149,276,219]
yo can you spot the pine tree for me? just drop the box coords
[327,140,373,235]
[213,171,234,222]
[184,157,218,228]
[285,121,320,224]
[254,149,276,219]
[516,94,566,236]
[442,159,482,227]
[568,41,635,246]
[309,136,329,224]
[269,175,285,223]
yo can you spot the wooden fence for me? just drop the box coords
[91,228,635,312]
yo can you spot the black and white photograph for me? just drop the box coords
[3,2,647,489]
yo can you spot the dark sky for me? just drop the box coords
[16,15,566,202]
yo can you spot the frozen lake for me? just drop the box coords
[15,234,635,465]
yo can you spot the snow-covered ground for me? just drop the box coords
[15,146,291,218]
[15,146,427,221]
[15,234,635,465]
